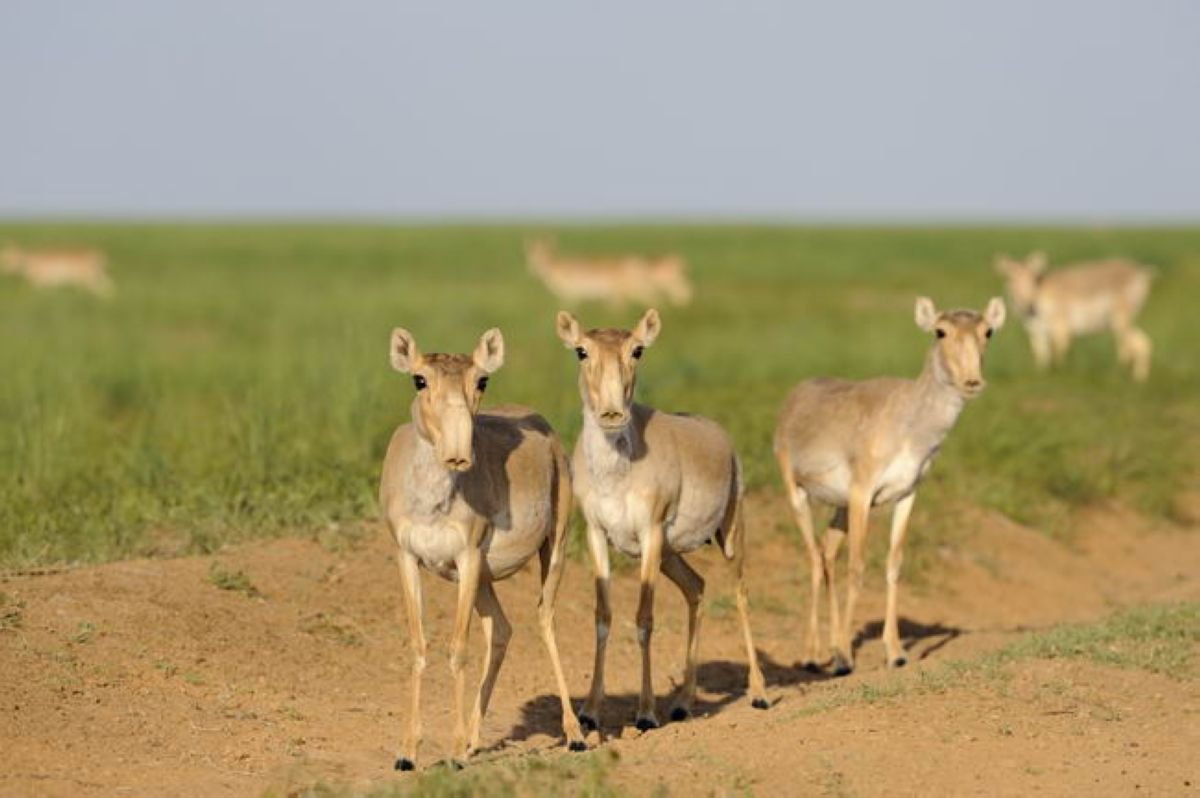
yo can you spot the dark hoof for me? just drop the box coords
[832,654,854,677]
[889,655,908,669]
[395,758,415,772]
[635,716,660,732]
[669,706,689,722]
[752,697,770,710]
[802,661,823,674]
[577,713,599,732]
[568,739,587,752]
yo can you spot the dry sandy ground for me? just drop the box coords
[2,497,1198,797]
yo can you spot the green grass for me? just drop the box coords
[1,224,1198,566]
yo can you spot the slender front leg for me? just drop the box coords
[835,485,872,675]
[780,461,823,670]
[635,522,665,731]
[660,552,704,721]
[578,522,612,732]
[395,550,426,771]
[883,491,916,668]
[1028,324,1053,371]
[1050,321,1072,366]
[537,536,587,751]
[1127,327,1152,382]
[823,508,847,674]
[466,580,511,756]
[449,547,482,762]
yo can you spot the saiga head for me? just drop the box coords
[556,308,661,431]
[993,251,1047,318]
[389,327,505,472]
[915,296,1006,400]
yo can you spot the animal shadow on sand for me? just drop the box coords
[851,616,964,663]
[506,649,832,745]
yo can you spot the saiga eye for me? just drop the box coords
[632,345,644,359]
[575,347,588,361]
[413,375,427,390]
[935,329,946,339]
[476,376,489,391]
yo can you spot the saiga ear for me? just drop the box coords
[633,308,661,347]
[390,328,421,373]
[473,328,505,373]
[914,297,938,332]
[555,310,581,348]
[984,297,1007,331]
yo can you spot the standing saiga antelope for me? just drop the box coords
[379,327,585,770]
[556,308,768,733]
[528,238,693,308]
[994,251,1153,381]
[774,297,1006,675]
[1,244,114,298]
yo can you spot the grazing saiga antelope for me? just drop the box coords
[0,244,114,298]
[774,297,1006,675]
[379,327,585,770]
[994,251,1153,381]
[528,238,692,308]
[556,308,768,732]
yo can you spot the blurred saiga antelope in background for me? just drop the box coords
[527,237,692,307]
[994,251,1153,381]
[557,308,767,733]
[1,244,114,298]
[775,297,1006,675]
[379,327,585,769]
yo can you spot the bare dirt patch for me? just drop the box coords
[2,499,1198,796]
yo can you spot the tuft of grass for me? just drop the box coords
[299,612,364,647]
[207,563,262,598]
[0,591,24,631]
[274,748,620,798]
[69,621,97,644]
[0,224,1196,567]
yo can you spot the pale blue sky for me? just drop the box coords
[2,1,1198,219]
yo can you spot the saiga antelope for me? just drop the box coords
[994,251,1153,381]
[556,308,768,732]
[379,327,585,769]
[1,244,114,298]
[774,297,1006,674]
[528,238,693,308]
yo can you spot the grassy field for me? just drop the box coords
[1,224,1198,567]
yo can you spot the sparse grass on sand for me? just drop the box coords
[1,224,1198,567]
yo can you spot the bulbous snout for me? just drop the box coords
[433,403,475,472]
[597,408,629,429]
[960,376,985,397]
[443,455,473,472]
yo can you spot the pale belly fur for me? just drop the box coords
[799,448,931,508]
[584,483,723,557]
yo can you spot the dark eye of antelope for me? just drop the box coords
[575,347,588,361]
[413,375,427,391]
[985,327,993,339]
[935,328,947,339]
[476,376,488,392]
[632,345,644,360]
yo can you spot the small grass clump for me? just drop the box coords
[206,562,262,598]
